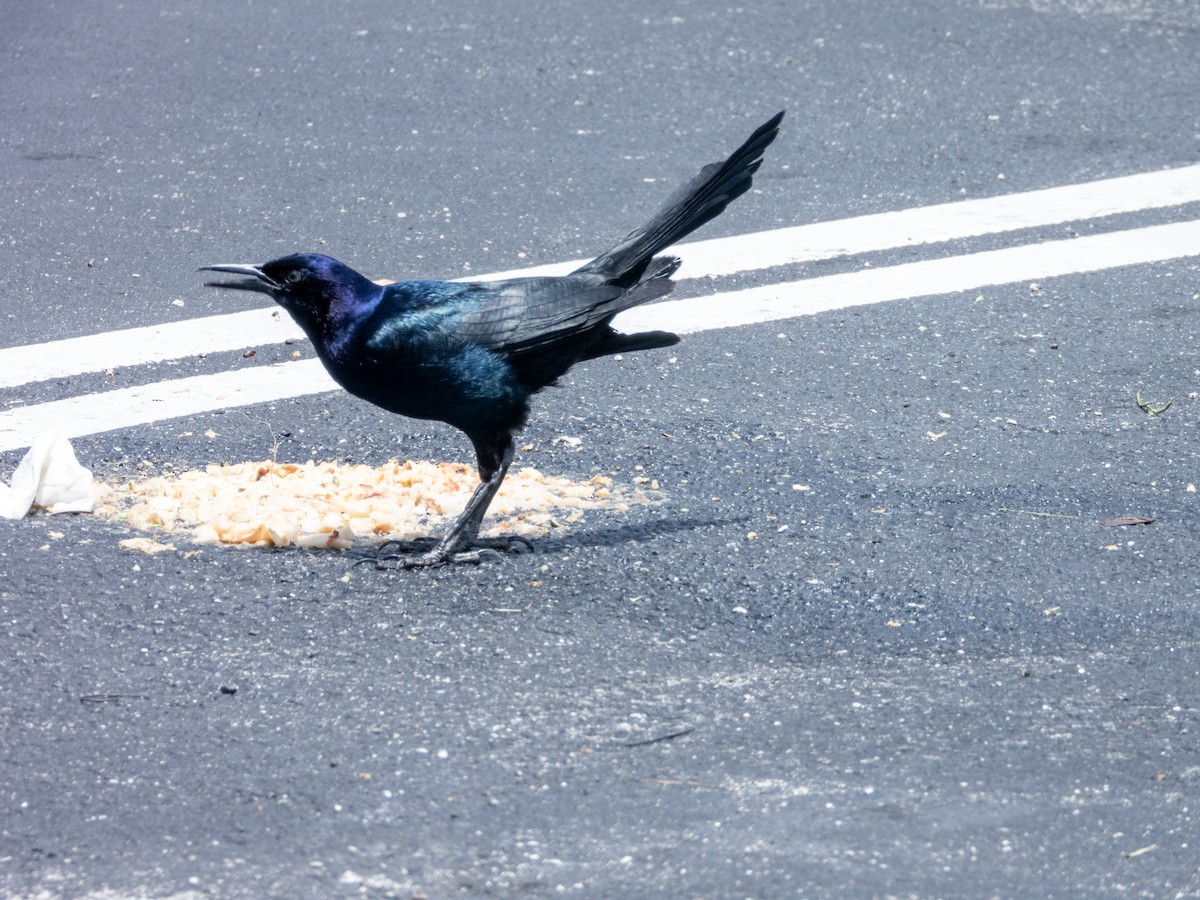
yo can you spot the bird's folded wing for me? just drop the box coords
[366,273,665,360]
[448,276,630,357]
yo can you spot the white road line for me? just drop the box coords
[615,218,1200,334]
[0,308,301,391]
[2,218,1197,453]
[2,163,1198,390]
[0,363,339,453]
[475,162,1200,280]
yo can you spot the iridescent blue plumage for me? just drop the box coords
[200,111,784,567]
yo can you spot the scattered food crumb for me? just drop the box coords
[118,537,176,554]
[94,459,656,549]
[1122,843,1158,859]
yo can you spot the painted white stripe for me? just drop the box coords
[0,308,301,391]
[2,219,1196,453]
[2,163,1198,390]
[473,162,1200,281]
[0,363,339,452]
[614,218,1200,334]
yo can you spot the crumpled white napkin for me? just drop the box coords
[0,432,96,519]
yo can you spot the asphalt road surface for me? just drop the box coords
[3,0,1199,897]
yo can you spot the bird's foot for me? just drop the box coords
[379,547,501,569]
[474,535,535,554]
[367,537,435,558]
[364,534,532,570]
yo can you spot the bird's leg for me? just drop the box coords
[380,434,529,568]
[431,464,509,557]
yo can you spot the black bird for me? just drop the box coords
[202,111,784,567]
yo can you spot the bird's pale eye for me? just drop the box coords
[285,269,304,284]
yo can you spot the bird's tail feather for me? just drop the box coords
[579,255,682,360]
[575,111,784,286]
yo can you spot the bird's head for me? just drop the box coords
[200,253,380,336]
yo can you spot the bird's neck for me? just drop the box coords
[319,279,384,362]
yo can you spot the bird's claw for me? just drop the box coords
[374,546,501,569]
[475,535,534,554]
[366,534,532,570]
[352,538,430,568]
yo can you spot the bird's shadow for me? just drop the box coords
[338,512,749,566]
[535,512,749,552]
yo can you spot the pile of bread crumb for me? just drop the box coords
[95,459,644,550]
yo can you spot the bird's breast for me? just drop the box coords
[320,331,529,435]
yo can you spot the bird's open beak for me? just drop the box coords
[198,264,281,291]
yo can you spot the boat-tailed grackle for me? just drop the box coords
[202,111,784,567]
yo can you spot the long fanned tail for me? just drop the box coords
[574,111,784,286]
